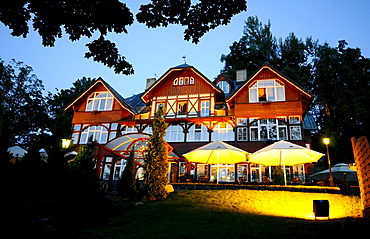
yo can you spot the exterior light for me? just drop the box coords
[62,139,72,149]
[323,138,330,145]
[322,137,334,187]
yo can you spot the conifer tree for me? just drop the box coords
[143,107,168,201]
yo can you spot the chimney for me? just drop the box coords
[146,78,156,90]
[236,69,247,82]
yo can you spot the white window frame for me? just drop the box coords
[200,100,210,117]
[212,122,234,141]
[165,124,184,142]
[249,79,285,103]
[86,92,114,111]
[249,118,288,141]
[187,123,208,142]
[217,81,230,94]
[79,124,109,144]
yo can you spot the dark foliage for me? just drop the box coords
[1,0,247,74]
[117,148,137,200]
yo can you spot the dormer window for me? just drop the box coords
[249,79,285,103]
[217,80,230,94]
[86,92,114,111]
[173,77,194,86]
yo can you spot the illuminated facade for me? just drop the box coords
[65,63,316,185]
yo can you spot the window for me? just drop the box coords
[250,118,288,141]
[217,81,230,94]
[184,77,189,85]
[290,126,302,140]
[249,80,285,103]
[177,101,187,116]
[79,124,109,144]
[173,78,178,85]
[179,77,184,85]
[100,156,127,181]
[190,77,194,84]
[165,124,184,142]
[212,122,234,141]
[289,116,300,124]
[187,123,208,142]
[200,100,210,117]
[237,127,248,141]
[86,92,114,111]
[237,118,248,126]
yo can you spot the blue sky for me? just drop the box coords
[1,0,370,98]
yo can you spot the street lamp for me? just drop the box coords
[323,137,334,187]
[62,139,72,149]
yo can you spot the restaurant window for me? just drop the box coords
[165,124,184,142]
[200,100,210,117]
[86,92,114,111]
[290,126,302,140]
[177,101,187,116]
[79,124,109,144]
[237,127,248,141]
[187,123,208,142]
[212,122,234,141]
[249,80,285,103]
[250,118,288,141]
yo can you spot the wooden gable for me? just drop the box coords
[141,64,222,103]
[226,64,312,117]
[65,78,134,124]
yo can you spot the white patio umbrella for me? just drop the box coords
[248,140,325,185]
[183,141,249,183]
[7,146,28,158]
[309,163,358,182]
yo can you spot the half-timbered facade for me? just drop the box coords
[65,63,316,185]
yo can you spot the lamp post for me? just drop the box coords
[62,139,72,149]
[323,138,334,187]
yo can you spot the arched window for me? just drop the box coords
[212,122,234,141]
[187,123,208,142]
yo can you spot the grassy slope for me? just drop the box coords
[74,190,368,239]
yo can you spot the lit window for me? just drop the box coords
[86,92,114,111]
[177,101,187,115]
[249,80,285,103]
[212,122,234,141]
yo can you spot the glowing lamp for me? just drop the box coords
[62,139,72,149]
[323,138,330,145]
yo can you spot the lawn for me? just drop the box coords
[68,190,369,239]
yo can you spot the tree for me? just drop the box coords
[1,0,247,75]
[117,147,137,200]
[45,77,94,163]
[277,33,317,89]
[143,107,168,201]
[0,58,48,155]
[312,41,370,163]
[221,16,277,79]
